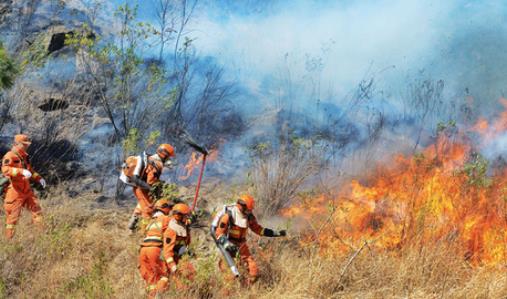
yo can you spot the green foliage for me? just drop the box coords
[36,221,73,260]
[249,142,271,157]
[123,128,140,155]
[146,63,166,92]
[0,43,18,90]
[66,4,169,143]
[191,255,220,297]
[0,278,5,299]
[194,256,216,283]
[160,182,180,199]
[164,86,179,109]
[290,134,313,150]
[124,128,161,159]
[150,182,180,201]
[20,34,48,70]
[26,214,76,263]
[436,120,457,134]
[145,130,160,147]
[460,154,492,188]
[65,24,96,50]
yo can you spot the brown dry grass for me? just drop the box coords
[0,185,506,299]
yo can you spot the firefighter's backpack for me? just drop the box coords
[119,152,148,186]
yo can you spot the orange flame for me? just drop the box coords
[471,98,507,145]
[471,118,489,133]
[282,100,507,265]
[179,150,219,180]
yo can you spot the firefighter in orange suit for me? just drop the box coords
[125,144,175,230]
[139,199,174,298]
[2,134,46,239]
[163,203,195,290]
[214,194,286,283]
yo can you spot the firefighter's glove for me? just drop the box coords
[218,236,238,254]
[39,178,46,189]
[264,228,287,237]
[224,241,238,255]
[22,169,32,179]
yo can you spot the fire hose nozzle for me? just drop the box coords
[230,266,240,277]
[211,227,240,277]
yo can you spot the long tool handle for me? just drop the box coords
[191,153,207,211]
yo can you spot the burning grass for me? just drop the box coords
[0,182,505,298]
[282,106,507,269]
[284,148,507,267]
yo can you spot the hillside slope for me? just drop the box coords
[1,185,506,299]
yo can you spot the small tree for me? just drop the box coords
[0,42,17,90]
[0,42,17,132]
[67,3,168,153]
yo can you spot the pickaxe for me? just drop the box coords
[179,130,209,211]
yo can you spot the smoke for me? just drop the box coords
[6,0,507,184]
[106,0,507,137]
[176,0,507,168]
[194,0,441,100]
[189,0,507,118]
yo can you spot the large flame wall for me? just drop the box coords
[283,104,507,266]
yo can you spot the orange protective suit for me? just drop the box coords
[132,155,164,220]
[214,205,267,282]
[139,213,171,298]
[163,217,195,290]
[2,147,43,239]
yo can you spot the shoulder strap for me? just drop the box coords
[225,206,234,231]
[247,213,255,221]
[147,158,162,177]
[140,153,163,179]
[134,154,146,179]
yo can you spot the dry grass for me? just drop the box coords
[250,143,324,217]
[0,185,506,299]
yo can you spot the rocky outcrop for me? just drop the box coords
[0,0,99,52]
